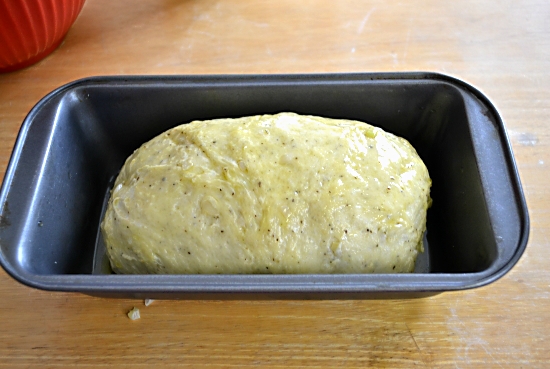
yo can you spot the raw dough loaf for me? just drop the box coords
[101,113,431,274]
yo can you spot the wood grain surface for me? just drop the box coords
[0,0,549,367]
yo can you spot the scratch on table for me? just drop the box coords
[404,30,411,59]
[249,21,269,28]
[405,322,429,367]
[191,30,216,38]
[194,13,213,22]
[391,52,398,65]
[357,8,376,34]
[507,129,538,146]
[448,307,505,368]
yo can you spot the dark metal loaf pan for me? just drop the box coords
[0,73,529,299]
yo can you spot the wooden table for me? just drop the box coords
[0,0,548,367]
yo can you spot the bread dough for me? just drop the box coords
[101,113,431,274]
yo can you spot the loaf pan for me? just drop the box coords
[0,73,529,299]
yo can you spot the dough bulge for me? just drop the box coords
[101,113,431,274]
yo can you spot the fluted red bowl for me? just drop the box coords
[0,0,86,73]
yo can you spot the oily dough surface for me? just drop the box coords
[101,113,431,274]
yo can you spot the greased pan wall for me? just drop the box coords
[0,73,529,298]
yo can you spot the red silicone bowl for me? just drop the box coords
[0,0,86,73]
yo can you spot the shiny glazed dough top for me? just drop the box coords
[101,113,431,274]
